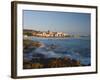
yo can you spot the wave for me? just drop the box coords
[24,37,90,65]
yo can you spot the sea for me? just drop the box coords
[24,36,91,66]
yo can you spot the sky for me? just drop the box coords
[23,10,90,35]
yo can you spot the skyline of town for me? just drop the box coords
[23,10,90,35]
[24,29,70,38]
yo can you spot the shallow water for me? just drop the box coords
[24,37,91,66]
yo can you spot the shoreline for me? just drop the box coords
[24,36,89,40]
[23,57,82,69]
[23,37,90,69]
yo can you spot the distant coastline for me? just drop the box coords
[23,29,90,38]
[23,29,70,38]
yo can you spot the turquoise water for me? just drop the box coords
[24,37,91,66]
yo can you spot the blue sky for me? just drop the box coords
[23,10,90,35]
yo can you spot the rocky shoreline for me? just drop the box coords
[23,39,90,69]
[23,57,81,69]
